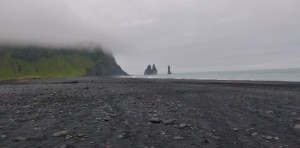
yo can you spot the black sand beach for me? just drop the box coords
[0,77,300,148]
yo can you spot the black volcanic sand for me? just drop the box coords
[0,77,300,148]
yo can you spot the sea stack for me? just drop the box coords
[144,65,152,75]
[152,64,158,75]
[144,64,158,75]
[168,65,172,74]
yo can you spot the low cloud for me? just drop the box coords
[0,0,300,74]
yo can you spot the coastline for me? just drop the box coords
[0,77,300,147]
[129,68,300,82]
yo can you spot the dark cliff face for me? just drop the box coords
[86,54,128,76]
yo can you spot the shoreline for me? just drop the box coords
[127,68,300,82]
[0,76,300,147]
[3,76,300,84]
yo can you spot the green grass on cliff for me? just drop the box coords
[0,46,105,80]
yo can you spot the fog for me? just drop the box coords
[0,0,300,74]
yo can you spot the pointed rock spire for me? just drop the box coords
[144,64,152,75]
[152,64,158,75]
[168,65,172,74]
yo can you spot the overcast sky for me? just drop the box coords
[0,0,300,74]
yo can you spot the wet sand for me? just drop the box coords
[0,77,300,148]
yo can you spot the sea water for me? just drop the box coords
[131,68,300,82]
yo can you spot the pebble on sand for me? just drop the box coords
[103,117,111,121]
[251,133,258,136]
[118,133,127,139]
[265,136,273,140]
[163,119,176,125]
[293,118,300,122]
[77,134,85,137]
[53,130,68,137]
[149,117,162,123]
[294,124,300,129]
[179,123,188,128]
[59,144,74,148]
[14,137,27,141]
[173,135,184,140]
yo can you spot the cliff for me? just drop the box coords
[86,54,128,76]
[0,45,128,79]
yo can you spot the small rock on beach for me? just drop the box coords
[265,136,273,140]
[163,119,176,125]
[294,124,300,129]
[149,117,162,123]
[53,130,68,137]
[179,123,188,128]
[14,137,27,141]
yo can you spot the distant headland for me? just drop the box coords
[0,45,128,80]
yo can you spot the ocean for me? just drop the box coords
[130,68,300,82]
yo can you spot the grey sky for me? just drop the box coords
[0,0,299,74]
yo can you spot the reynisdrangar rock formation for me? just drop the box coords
[168,65,172,74]
[144,65,152,75]
[144,64,158,75]
[152,64,158,75]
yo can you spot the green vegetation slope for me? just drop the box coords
[0,45,127,79]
